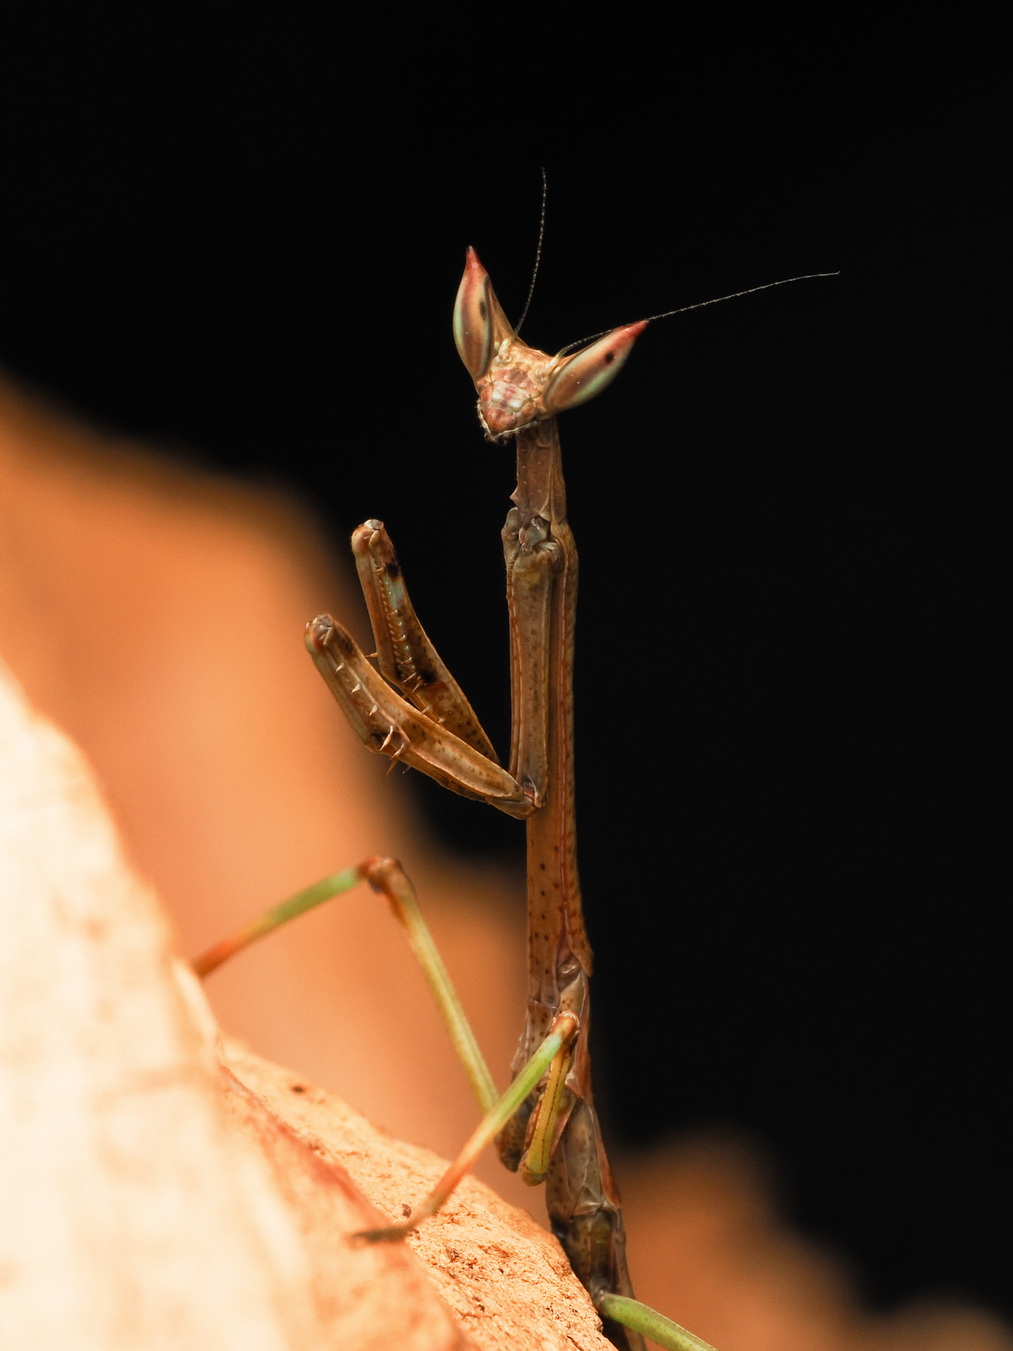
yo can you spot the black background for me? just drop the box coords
[1,15,1005,1321]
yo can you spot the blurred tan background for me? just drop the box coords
[2,377,1007,1351]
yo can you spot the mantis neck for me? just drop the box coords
[506,418,591,1012]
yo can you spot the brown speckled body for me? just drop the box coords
[493,414,643,1351]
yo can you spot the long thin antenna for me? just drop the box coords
[514,167,548,337]
[557,270,840,356]
[641,271,840,324]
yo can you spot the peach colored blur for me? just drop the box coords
[1,374,1007,1351]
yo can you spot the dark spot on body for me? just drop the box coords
[417,663,436,683]
[604,351,615,364]
[289,1083,307,1093]
[329,626,356,657]
[385,560,400,579]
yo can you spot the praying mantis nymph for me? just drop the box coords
[196,244,835,1351]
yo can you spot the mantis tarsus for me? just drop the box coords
[196,243,834,1351]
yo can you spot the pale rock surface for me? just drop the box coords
[0,663,610,1350]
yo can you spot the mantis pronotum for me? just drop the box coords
[196,243,834,1351]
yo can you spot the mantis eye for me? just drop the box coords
[453,247,515,382]
[542,321,648,415]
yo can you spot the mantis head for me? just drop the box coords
[453,247,647,442]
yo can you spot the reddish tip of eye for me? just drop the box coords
[464,245,486,277]
[603,320,649,363]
